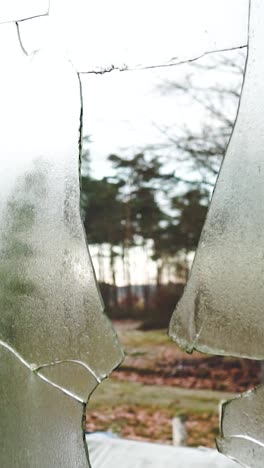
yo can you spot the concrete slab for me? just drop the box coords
[87,433,237,468]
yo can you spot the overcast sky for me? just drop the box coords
[81,48,245,180]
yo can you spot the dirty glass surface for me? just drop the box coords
[169,0,264,360]
[169,1,264,466]
[218,385,264,468]
[218,438,264,468]
[0,0,258,467]
[39,362,98,403]
[0,29,123,383]
[0,10,123,467]
[0,344,90,468]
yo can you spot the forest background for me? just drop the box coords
[81,50,245,330]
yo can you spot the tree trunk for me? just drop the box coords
[110,244,118,309]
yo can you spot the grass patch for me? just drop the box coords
[87,377,235,447]
[89,377,234,412]
[118,327,171,348]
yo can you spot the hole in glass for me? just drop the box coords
[80,44,258,467]
[1,1,261,467]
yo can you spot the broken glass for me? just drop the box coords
[169,0,264,360]
[38,361,98,403]
[0,0,259,466]
[0,11,124,467]
[17,0,249,73]
[0,31,123,382]
[169,0,264,465]
[218,438,264,468]
[0,0,49,24]
[0,344,90,468]
[218,385,264,468]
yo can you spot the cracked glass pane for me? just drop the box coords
[0,26,123,383]
[169,0,264,360]
[218,438,264,468]
[0,9,125,466]
[17,0,249,73]
[0,14,123,467]
[218,385,264,468]
[169,1,264,464]
[0,0,49,24]
[0,0,259,466]
[0,344,90,468]
[39,361,98,403]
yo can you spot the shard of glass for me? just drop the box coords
[0,0,49,24]
[0,344,90,467]
[169,0,264,361]
[0,25,123,394]
[218,384,264,468]
[16,0,249,73]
